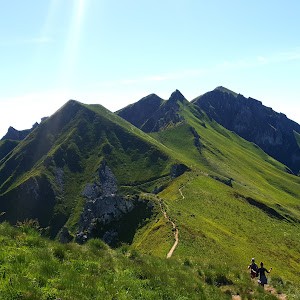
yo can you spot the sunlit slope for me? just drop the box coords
[0,222,233,300]
[151,102,300,217]
[157,171,300,284]
[132,100,300,285]
[0,100,174,235]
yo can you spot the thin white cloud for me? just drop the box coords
[98,47,300,89]
[219,47,300,70]
[106,69,206,87]
[28,36,54,44]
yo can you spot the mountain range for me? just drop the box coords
[0,86,300,294]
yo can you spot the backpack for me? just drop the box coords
[253,264,259,277]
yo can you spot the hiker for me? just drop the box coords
[257,262,272,287]
[248,258,258,279]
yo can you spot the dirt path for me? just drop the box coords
[158,199,179,258]
[265,285,287,300]
[231,285,287,300]
[179,187,185,200]
[166,218,179,258]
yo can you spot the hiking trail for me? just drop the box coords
[231,284,287,300]
[158,199,179,258]
[265,285,287,300]
[179,186,185,200]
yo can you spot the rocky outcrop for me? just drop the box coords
[193,87,300,174]
[76,161,153,246]
[169,89,186,103]
[54,168,64,193]
[170,164,189,179]
[117,90,188,133]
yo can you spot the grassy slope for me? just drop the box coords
[132,102,300,293]
[0,222,235,300]
[0,101,173,192]
[0,207,293,300]
[0,101,175,235]
[1,99,299,297]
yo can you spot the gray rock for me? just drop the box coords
[75,231,88,244]
[77,160,147,246]
[55,168,64,192]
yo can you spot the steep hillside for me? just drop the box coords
[2,222,279,300]
[0,139,19,161]
[116,93,164,129]
[192,87,300,174]
[1,91,300,297]
[0,100,177,243]
[117,90,300,288]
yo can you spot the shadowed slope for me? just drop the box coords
[117,89,189,132]
[192,87,300,174]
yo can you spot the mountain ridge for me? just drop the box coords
[0,99,178,241]
[192,88,300,174]
[1,90,300,292]
[117,87,300,174]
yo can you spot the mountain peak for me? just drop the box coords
[1,123,38,141]
[214,86,238,97]
[169,89,186,102]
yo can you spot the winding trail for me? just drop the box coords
[158,199,179,258]
[179,187,185,200]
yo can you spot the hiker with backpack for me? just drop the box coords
[248,258,258,279]
[257,262,272,287]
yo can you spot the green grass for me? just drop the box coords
[0,221,292,299]
[0,222,233,300]
[0,100,175,236]
[130,100,300,297]
[1,98,300,298]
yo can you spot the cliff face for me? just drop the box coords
[193,87,300,174]
[76,161,153,247]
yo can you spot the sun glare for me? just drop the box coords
[60,0,87,86]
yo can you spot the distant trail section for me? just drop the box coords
[179,187,185,200]
[158,199,179,258]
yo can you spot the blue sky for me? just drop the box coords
[1,0,300,138]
